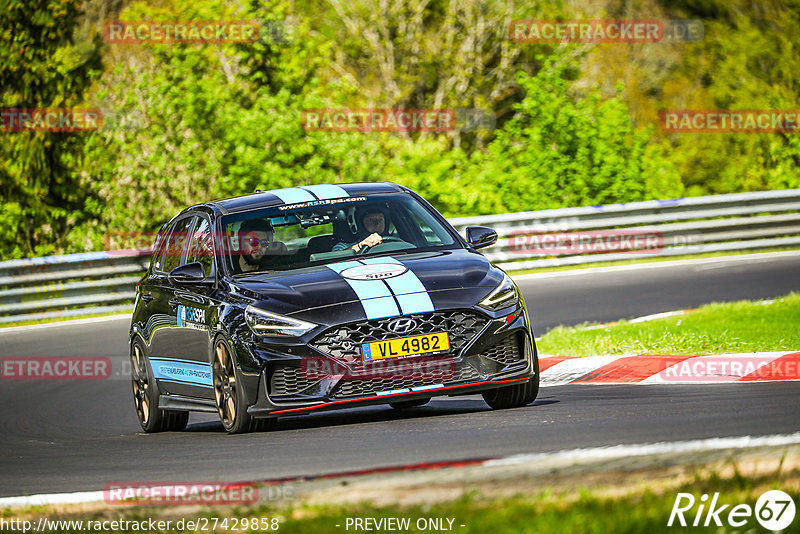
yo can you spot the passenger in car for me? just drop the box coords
[333,207,390,253]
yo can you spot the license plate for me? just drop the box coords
[362,332,450,362]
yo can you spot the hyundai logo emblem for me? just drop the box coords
[387,318,418,334]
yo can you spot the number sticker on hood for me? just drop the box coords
[340,263,408,281]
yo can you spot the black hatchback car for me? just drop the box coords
[129,182,539,433]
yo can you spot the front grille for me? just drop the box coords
[333,361,482,398]
[270,366,321,396]
[274,329,525,399]
[311,310,489,373]
[481,334,525,365]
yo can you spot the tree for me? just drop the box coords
[0,0,103,258]
[456,57,683,214]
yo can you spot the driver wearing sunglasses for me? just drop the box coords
[237,219,288,273]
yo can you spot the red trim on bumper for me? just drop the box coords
[269,377,529,415]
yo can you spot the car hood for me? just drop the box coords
[230,249,504,325]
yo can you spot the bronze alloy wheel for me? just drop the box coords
[130,343,150,426]
[212,337,277,433]
[213,341,238,430]
[129,339,189,432]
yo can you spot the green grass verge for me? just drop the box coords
[269,479,800,534]
[537,293,800,357]
[10,464,798,533]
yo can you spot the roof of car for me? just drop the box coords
[205,182,408,214]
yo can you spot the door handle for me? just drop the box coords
[168,299,181,308]
[140,294,154,303]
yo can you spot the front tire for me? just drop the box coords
[481,374,539,409]
[482,341,540,410]
[212,337,276,434]
[130,339,189,432]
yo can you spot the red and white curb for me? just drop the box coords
[2,432,799,509]
[539,351,800,386]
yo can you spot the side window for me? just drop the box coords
[411,212,443,246]
[185,217,215,277]
[161,216,195,273]
[402,199,455,247]
[151,224,171,273]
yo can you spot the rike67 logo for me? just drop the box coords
[668,490,796,531]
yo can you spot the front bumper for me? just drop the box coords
[243,305,536,418]
[248,375,533,417]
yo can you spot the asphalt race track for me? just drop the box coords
[0,253,798,498]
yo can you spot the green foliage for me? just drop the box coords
[455,59,682,214]
[0,0,797,259]
[79,0,394,241]
[663,6,800,195]
[0,0,103,257]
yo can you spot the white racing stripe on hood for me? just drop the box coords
[327,257,433,319]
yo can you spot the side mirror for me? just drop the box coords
[168,262,211,285]
[466,226,498,250]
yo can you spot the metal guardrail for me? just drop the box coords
[1,189,798,324]
[0,252,150,323]
[449,188,800,270]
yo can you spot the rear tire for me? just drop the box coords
[130,339,189,432]
[213,337,277,434]
[389,398,430,409]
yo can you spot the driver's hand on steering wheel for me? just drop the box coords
[353,233,382,252]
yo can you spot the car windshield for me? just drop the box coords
[221,192,461,275]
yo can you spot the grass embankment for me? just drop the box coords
[537,293,800,357]
[270,474,799,534]
[8,462,798,533]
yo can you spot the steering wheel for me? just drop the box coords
[356,236,404,255]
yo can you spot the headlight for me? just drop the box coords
[479,273,519,311]
[244,305,317,337]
